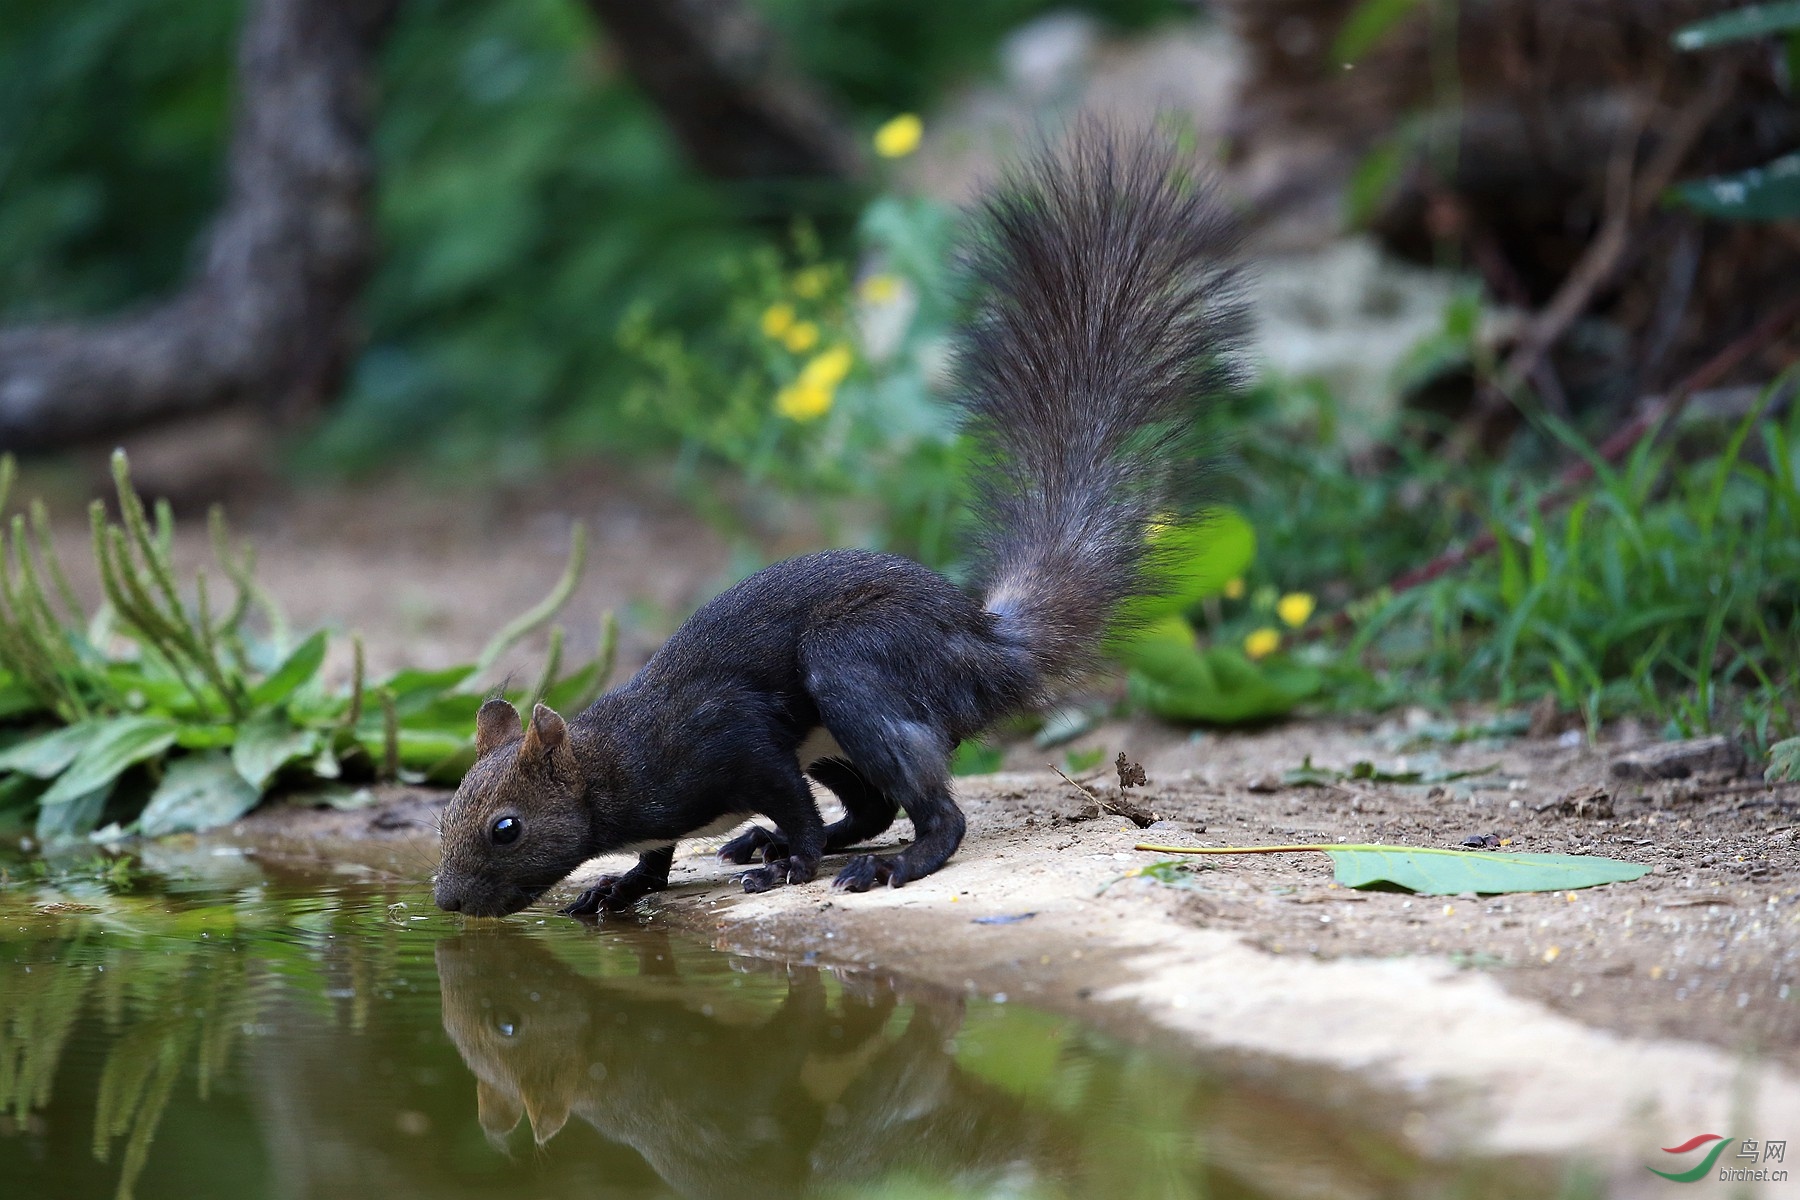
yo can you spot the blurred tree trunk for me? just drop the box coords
[0,0,397,454]
[584,0,862,182]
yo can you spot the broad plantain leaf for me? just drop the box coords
[0,721,102,779]
[248,630,328,708]
[386,692,483,732]
[1124,633,1321,724]
[1112,509,1256,632]
[174,725,237,750]
[1324,845,1648,894]
[1673,1,1800,49]
[231,713,321,792]
[382,665,478,715]
[353,728,474,773]
[35,785,111,844]
[140,751,262,837]
[39,716,178,807]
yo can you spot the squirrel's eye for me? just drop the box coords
[491,816,522,846]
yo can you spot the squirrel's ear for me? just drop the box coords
[521,703,568,757]
[475,1078,523,1142]
[526,1092,571,1145]
[475,698,522,759]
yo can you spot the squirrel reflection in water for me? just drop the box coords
[435,930,1072,1198]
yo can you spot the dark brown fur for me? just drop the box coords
[434,128,1242,917]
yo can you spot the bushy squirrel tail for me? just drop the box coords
[956,127,1245,682]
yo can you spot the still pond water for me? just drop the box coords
[0,845,1569,1200]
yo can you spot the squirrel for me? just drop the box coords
[433,128,1243,919]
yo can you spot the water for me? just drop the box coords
[0,846,1564,1200]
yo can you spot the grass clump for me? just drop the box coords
[1207,380,1800,749]
[0,452,613,844]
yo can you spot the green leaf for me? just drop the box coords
[385,692,482,732]
[1064,747,1107,774]
[1333,0,1428,61]
[952,740,1004,776]
[1034,706,1099,749]
[308,785,379,811]
[1124,638,1321,724]
[1140,842,1650,895]
[1768,736,1800,783]
[173,724,237,750]
[1113,509,1256,630]
[353,728,471,770]
[247,630,327,708]
[35,786,110,844]
[1345,133,1410,227]
[1673,2,1800,50]
[380,664,477,713]
[230,713,321,792]
[0,674,43,721]
[1098,858,1214,894]
[1324,846,1650,894]
[39,716,178,807]
[1669,153,1800,221]
[0,721,102,779]
[139,751,262,837]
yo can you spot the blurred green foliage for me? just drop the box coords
[0,0,1185,473]
[0,1,236,318]
[1668,4,1800,221]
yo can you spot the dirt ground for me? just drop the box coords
[240,714,1800,1198]
[52,462,1785,1198]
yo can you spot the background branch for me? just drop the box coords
[0,0,397,453]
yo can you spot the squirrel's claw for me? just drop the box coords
[718,825,786,865]
[832,854,904,892]
[561,872,656,917]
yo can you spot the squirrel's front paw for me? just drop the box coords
[561,873,650,917]
[739,855,818,893]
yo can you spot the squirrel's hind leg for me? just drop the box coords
[810,757,901,850]
[802,671,965,891]
[717,756,897,864]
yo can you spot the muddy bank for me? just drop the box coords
[230,716,1799,1199]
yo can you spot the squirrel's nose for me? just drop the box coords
[434,879,463,912]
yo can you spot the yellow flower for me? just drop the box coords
[1277,592,1315,627]
[1244,627,1280,660]
[873,113,923,159]
[775,380,834,422]
[782,320,820,353]
[792,266,830,299]
[858,273,900,303]
[1223,577,1246,601]
[760,303,796,339]
[800,345,854,389]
